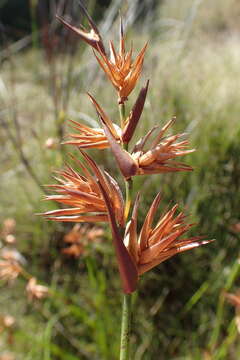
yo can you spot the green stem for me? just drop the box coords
[120,293,132,360]
[208,257,240,350]
[121,174,133,360]
[119,103,126,129]
[118,101,133,360]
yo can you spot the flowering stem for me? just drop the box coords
[121,176,133,359]
[118,101,133,359]
[119,101,132,221]
[119,103,126,129]
[120,293,132,360]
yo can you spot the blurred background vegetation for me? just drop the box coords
[0,0,240,359]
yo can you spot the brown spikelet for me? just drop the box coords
[93,18,147,103]
[132,118,195,175]
[124,194,213,276]
[41,153,125,226]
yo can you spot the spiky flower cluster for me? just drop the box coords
[43,3,212,293]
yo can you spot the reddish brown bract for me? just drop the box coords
[98,116,194,179]
[56,1,105,55]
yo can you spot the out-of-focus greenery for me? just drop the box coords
[1,0,240,359]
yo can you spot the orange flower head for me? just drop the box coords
[64,223,103,244]
[132,117,194,175]
[62,243,84,257]
[64,92,121,150]
[124,193,213,275]
[98,185,212,293]
[26,277,49,301]
[63,224,84,244]
[64,83,149,150]
[42,152,125,227]
[62,224,104,257]
[64,119,121,149]
[87,227,104,241]
[0,260,22,281]
[94,18,147,104]
[57,4,146,103]
[100,115,194,179]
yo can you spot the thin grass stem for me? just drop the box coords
[119,103,126,129]
[120,293,132,360]
[209,258,240,350]
[118,98,134,359]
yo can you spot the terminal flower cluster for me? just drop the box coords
[42,3,212,294]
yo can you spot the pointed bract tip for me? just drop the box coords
[87,92,94,101]
[122,79,149,143]
[77,0,99,33]
[119,14,124,38]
